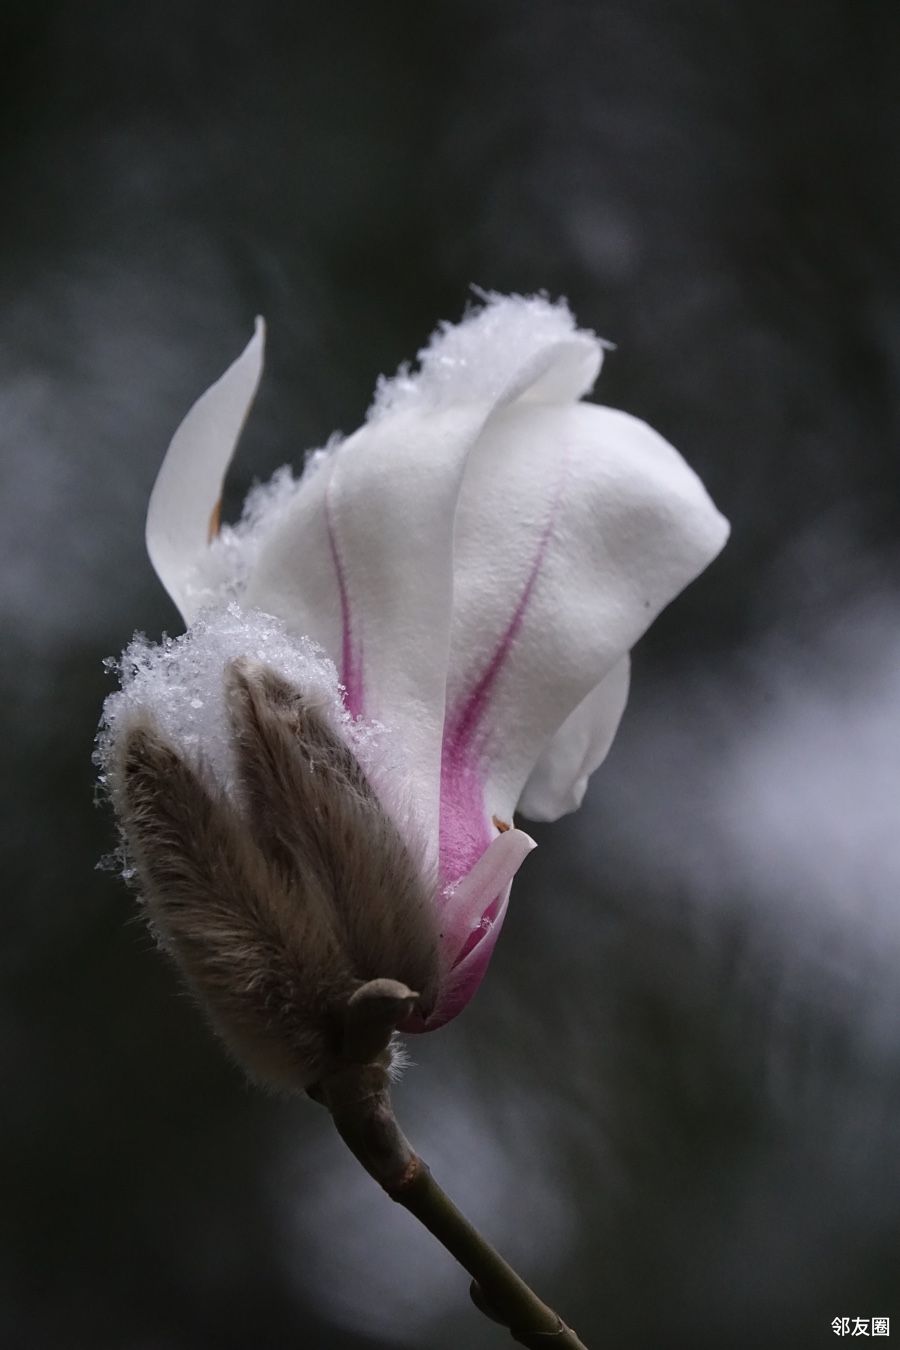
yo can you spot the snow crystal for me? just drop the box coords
[368,290,609,420]
[96,602,360,796]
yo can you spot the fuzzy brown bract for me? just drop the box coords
[109,660,441,1092]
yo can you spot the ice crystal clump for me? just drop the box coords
[96,602,359,796]
[368,290,610,420]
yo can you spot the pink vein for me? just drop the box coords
[325,487,364,717]
[444,510,556,757]
[438,444,570,930]
[438,511,556,899]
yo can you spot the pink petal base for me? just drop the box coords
[402,828,536,1032]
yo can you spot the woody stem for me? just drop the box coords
[317,1064,589,1349]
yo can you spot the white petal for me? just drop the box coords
[444,401,729,825]
[244,317,607,873]
[517,655,630,822]
[242,450,345,666]
[146,320,265,623]
[247,404,491,870]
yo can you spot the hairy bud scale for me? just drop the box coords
[108,660,441,1092]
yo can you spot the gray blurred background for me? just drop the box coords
[2,2,899,1347]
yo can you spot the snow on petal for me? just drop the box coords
[369,291,604,419]
[98,602,348,799]
[146,319,265,623]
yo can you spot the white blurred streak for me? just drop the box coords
[594,581,900,1056]
[725,630,900,942]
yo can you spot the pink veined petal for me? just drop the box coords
[419,826,536,1030]
[444,400,729,830]
[437,825,536,965]
[250,333,605,871]
[321,405,491,867]
[429,892,511,1028]
[517,655,631,822]
[438,440,563,883]
[246,403,496,868]
[434,335,610,888]
[146,319,265,623]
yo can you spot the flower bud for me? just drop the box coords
[106,659,440,1091]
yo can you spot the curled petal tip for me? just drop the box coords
[517,827,538,854]
[145,319,267,622]
[438,826,536,971]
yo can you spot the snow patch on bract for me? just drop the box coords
[96,601,368,797]
[368,290,609,420]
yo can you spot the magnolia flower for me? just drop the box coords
[99,294,727,1090]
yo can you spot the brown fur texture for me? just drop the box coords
[111,661,441,1092]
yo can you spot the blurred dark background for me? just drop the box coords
[2,2,899,1347]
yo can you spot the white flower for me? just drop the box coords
[123,292,729,1034]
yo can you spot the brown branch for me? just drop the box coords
[317,1064,589,1349]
